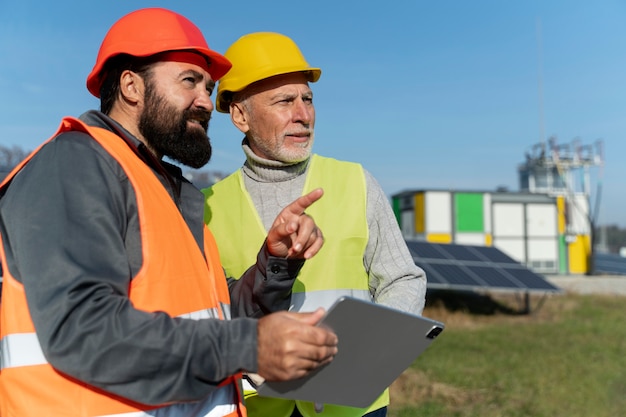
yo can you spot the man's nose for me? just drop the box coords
[195,88,215,112]
[293,99,313,124]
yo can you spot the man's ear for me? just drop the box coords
[119,70,143,105]
[230,102,250,134]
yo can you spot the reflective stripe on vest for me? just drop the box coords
[95,385,237,417]
[0,306,221,370]
[0,117,243,417]
[1,333,46,368]
[291,289,371,312]
[204,155,388,417]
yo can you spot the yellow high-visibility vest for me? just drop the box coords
[204,154,388,417]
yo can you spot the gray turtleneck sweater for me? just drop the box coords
[239,141,427,314]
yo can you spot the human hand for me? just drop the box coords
[266,188,324,259]
[256,308,338,381]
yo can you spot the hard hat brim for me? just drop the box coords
[216,67,321,113]
[86,47,232,98]
[85,8,233,98]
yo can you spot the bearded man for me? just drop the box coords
[0,9,336,417]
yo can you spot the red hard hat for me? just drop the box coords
[86,8,231,97]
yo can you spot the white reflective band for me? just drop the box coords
[0,308,233,369]
[96,384,237,417]
[242,378,256,393]
[1,333,238,417]
[291,289,372,312]
[1,332,47,369]
[220,302,231,321]
[179,304,231,321]
[179,308,220,320]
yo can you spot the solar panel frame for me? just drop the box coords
[407,240,562,293]
[468,245,520,264]
[438,244,485,262]
[406,241,449,260]
[593,252,626,275]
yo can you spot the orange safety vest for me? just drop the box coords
[0,117,245,417]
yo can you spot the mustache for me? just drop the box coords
[184,108,211,131]
[284,128,313,137]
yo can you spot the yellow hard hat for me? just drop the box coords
[216,32,321,113]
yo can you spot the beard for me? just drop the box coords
[247,131,314,164]
[139,81,212,169]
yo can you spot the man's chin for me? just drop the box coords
[165,146,212,169]
[281,153,311,165]
[183,151,211,169]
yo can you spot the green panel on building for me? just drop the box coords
[558,234,568,274]
[392,196,401,227]
[455,193,484,232]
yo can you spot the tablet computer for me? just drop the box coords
[253,296,445,408]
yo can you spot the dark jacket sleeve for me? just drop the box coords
[0,133,258,405]
[227,247,305,318]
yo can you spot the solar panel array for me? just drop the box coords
[406,240,562,293]
[593,252,626,275]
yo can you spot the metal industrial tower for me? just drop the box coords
[519,137,603,196]
[518,137,604,274]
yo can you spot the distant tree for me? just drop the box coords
[0,145,30,171]
[182,169,228,190]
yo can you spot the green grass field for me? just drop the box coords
[388,290,626,417]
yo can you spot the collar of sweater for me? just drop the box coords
[241,140,311,183]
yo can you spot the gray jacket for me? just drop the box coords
[0,110,303,405]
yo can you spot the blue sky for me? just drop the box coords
[1,1,624,226]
